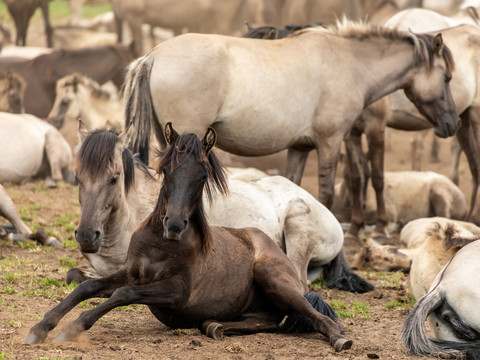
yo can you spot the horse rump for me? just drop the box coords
[322,250,374,293]
[402,289,480,359]
[280,293,338,333]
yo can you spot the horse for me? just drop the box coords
[0,43,135,118]
[0,70,25,113]
[380,13,480,228]
[2,0,53,47]
[402,239,480,359]
[47,73,123,147]
[69,122,373,293]
[333,170,467,231]
[23,123,353,353]
[0,112,74,187]
[111,0,262,56]
[123,20,459,228]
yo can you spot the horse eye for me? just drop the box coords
[445,74,452,83]
[110,174,120,185]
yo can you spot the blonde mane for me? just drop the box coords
[59,73,112,100]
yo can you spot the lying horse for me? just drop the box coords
[402,239,480,359]
[70,122,372,293]
[48,73,123,148]
[23,124,353,353]
[0,70,25,113]
[0,112,74,187]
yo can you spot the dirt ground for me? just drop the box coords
[0,128,469,360]
[0,10,474,360]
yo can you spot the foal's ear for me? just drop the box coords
[77,119,89,144]
[117,122,134,150]
[432,33,444,55]
[202,127,216,153]
[164,122,179,145]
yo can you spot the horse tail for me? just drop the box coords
[123,54,157,164]
[280,293,338,333]
[402,288,480,359]
[321,250,374,293]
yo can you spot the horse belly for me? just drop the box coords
[0,119,45,182]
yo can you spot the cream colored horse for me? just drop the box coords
[124,20,458,218]
[0,112,74,187]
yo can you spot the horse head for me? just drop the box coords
[0,70,25,114]
[48,74,81,129]
[404,33,460,138]
[74,121,134,253]
[156,123,227,242]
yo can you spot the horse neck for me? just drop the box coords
[347,37,422,106]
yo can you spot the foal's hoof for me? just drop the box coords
[332,337,353,352]
[202,321,224,340]
[22,333,43,345]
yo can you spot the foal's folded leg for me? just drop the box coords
[23,271,126,345]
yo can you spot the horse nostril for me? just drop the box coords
[95,231,101,240]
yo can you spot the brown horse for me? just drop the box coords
[0,44,134,118]
[3,0,53,47]
[22,123,352,353]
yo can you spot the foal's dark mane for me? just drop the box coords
[146,132,228,253]
[76,129,152,193]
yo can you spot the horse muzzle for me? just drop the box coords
[163,217,188,241]
[434,117,461,138]
[74,226,103,253]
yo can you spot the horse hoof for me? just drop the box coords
[202,321,224,340]
[22,333,43,345]
[54,332,75,343]
[333,337,353,352]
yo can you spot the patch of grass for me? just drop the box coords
[0,351,12,360]
[58,257,77,268]
[310,278,327,290]
[330,300,371,318]
[3,272,18,283]
[19,204,41,223]
[2,286,14,294]
[386,295,416,309]
[376,271,405,289]
[82,3,112,18]
[62,238,78,249]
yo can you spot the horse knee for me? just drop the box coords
[66,268,89,284]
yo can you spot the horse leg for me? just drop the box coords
[202,313,282,339]
[410,131,425,171]
[343,132,366,239]
[315,139,343,209]
[44,129,71,186]
[0,184,31,235]
[253,250,351,352]
[23,272,126,344]
[41,3,53,48]
[53,280,188,342]
[456,110,480,225]
[127,20,144,57]
[285,147,309,185]
[430,134,440,163]
[450,136,462,185]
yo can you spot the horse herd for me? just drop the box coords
[0,4,479,359]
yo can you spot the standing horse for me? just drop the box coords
[124,20,458,228]
[70,122,372,292]
[2,0,53,47]
[0,44,134,118]
[402,239,480,359]
[23,124,353,353]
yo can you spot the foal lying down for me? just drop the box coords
[23,123,352,353]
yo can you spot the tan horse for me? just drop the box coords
[48,73,123,148]
[124,20,459,222]
[0,71,25,113]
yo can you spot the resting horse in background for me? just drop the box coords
[23,124,353,353]
[70,122,372,292]
[124,20,459,239]
[0,70,25,113]
[402,239,480,359]
[0,44,134,118]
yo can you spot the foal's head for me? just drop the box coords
[151,123,228,244]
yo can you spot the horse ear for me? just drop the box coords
[164,122,179,145]
[202,127,216,153]
[118,122,134,150]
[432,33,444,55]
[77,119,89,143]
[245,22,253,32]
[265,28,277,39]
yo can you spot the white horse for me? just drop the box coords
[0,112,74,187]
[70,123,373,293]
[402,239,480,359]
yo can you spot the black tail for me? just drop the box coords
[322,250,374,293]
[122,55,157,164]
[280,293,338,333]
